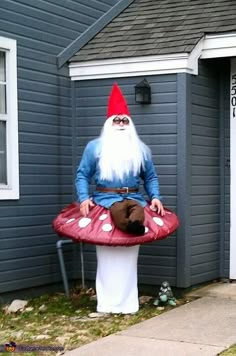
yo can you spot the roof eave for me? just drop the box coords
[68,32,236,80]
[68,40,204,80]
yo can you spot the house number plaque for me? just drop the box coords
[231,59,236,119]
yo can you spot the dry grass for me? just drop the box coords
[220,345,236,356]
[0,286,189,355]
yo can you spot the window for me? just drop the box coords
[0,37,19,199]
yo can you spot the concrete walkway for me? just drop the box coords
[65,283,236,356]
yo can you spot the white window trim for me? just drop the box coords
[69,32,236,80]
[0,36,19,200]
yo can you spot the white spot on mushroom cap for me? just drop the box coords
[145,227,149,233]
[102,223,112,232]
[153,217,164,226]
[66,218,75,224]
[99,214,108,221]
[78,217,91,228]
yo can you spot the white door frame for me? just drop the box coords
[230,58,236,279]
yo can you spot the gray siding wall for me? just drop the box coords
[75,75,178,286]
[191,60,221,285]
[0,0,117,294]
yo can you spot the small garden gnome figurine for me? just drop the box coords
[153,281,176,306]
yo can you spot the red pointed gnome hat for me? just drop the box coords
[107,83,130,118]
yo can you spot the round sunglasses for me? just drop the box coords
[112,116,130,125]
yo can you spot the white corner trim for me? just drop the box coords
[230,58,236,279]
[69,32,236,80]
[201,33,236,59]
[0,36,19,200]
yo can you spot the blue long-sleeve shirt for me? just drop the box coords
[75,138,161,208]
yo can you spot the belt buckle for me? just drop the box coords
[122,187,129,193]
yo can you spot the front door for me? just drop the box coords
[230,58,236,279]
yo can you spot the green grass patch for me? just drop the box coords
[0,286,189,355]
[221,345,236,355]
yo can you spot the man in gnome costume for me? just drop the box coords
[75,83,164,314]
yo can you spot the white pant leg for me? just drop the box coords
[96,245,140,314]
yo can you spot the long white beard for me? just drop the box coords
[98,116,150,181]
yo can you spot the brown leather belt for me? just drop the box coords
[96,186,139,194]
